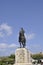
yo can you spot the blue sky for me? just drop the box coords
[0,0,43,56]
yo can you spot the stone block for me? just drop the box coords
[13,48,32,65]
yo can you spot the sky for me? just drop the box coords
[0,0,43,56]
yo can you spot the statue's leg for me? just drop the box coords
[23,43,25,48]
[22,42,23,47]
[20,42,21,48]
[23,44,24,48]
[22,43,24,48]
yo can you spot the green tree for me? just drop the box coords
[32,53,43,60]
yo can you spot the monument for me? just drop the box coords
[13,28,32,65]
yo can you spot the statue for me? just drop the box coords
[18,28,26,48]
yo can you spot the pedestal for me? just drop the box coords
[13,48,32,65]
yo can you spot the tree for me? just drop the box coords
[32,53,43,60]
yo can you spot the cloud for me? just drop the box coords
[0,43,7,49]
[25,33,35,40]
[28,43,42,54]
[0,23,12,36]
[29,44,41,50]
[0,43,18,49]
[9,44,18,48]
[0,43,18,56]
[0,48,6,52]
[0,32,4,37]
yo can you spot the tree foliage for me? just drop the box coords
[32,53,43,60]
[0,54,15,65]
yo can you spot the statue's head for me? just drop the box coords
[21,28,24,31]
[20,27,25,33]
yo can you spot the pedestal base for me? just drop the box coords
[13,48,32,65]
[14,63,32,65]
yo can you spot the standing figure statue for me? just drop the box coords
[18,28,26,48]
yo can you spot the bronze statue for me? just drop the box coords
[18,28,26,48]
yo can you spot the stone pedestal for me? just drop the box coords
[13,48,32,65]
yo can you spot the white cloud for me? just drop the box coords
[0,23,12,36]
[9,44,18,48]
[0,43,18,56]
[0,48,6,52]
[0,43,18,49]
[25,33,35,40]
[0,32,4,37]
[0,43,7,49]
